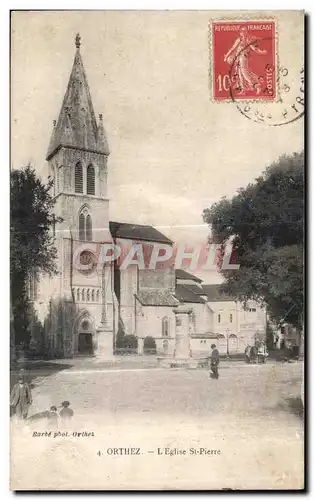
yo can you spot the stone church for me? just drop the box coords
[31,34,216,359]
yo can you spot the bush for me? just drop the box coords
[143,336,157,355]
[114,333,138,354]
[123,334,138,349]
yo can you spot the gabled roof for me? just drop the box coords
[47,34,109,160]
[175,269,202,283]
[109,221,173,245]
[175,284,207,304]
[183,283,205,296]
[202,284,236,302]
[136,289,179,307]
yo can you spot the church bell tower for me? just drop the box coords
[45,34,113,358]
[46,33,110,243]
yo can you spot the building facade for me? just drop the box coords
[29,35,216,359]
[202,285,267,354]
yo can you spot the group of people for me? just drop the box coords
[10,369,74,425]
[41,402,74,427]
[245,342,268,364]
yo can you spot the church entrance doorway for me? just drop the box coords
[76,316,95,356]
[78,333,93,354]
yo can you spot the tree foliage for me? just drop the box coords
[203,151,304,328]
[10,165,58,346]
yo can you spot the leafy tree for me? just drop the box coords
[203,151,304,328]
[10,165,58,347]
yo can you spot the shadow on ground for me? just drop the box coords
[10,361,74,390]
[285,396,304,419]
[276,396,304,419]
[10,361,74,419]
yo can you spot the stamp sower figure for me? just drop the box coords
[224,27,267,95]
[210,344,220,379]
[59,401,74,420]
[10,371,32,419]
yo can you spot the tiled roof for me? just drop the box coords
[202,284,236,302]
[184,284,205,295]
[47,39,109,160]
[110,221,173,245]
[175,269,202,283]
[136,289,179,307]
[175,284,207,304]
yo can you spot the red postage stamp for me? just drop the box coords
[211,20,277,101]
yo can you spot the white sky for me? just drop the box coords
[11,10,304,281]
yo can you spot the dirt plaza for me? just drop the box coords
[11,359,304,490]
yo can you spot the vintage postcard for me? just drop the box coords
[10,10,304,490]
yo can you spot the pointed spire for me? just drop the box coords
[46,36,109,160]
[97,113,110,155]
[47,120,57,157]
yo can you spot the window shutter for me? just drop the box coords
[87,165,95,195]
[75,162,83,193]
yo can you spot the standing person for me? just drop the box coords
[10,371,32,420]
[210,344,220,379]
[245,345,251,363]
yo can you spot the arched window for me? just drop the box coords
[75,162,83,193]
[87,164,95,195]
[162,317,169,337]
[82,289,85,301]
[78,206,92,241]
[86,214,92,241]
[218,314,221,324]
[230,313,233,323]
[87,289,90,301]
[96,290,100,302]
[91,289,95,302]
[76,289,80,301]
[229,334,238,351]
[79,213,85,240]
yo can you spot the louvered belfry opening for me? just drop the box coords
[87,164,95,195]
[75,162,83,193]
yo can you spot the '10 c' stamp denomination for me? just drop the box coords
[211,20,277,101]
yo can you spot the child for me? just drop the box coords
[59,401,74,420]
[10,371,32,419]
[47,406,59,427]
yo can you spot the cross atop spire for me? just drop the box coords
[75,33,81,49]
[46,35,109,160]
